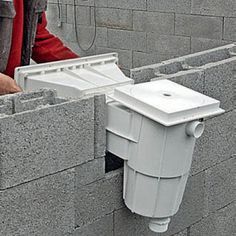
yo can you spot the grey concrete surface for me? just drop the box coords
[0,93,95,189]
[0,169,75,236]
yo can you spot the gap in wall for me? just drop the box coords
[105,152,124,173]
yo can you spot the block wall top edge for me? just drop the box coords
[131,43,236,72]
[0,89,96,118]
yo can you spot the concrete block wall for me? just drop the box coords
[0,89,107,235]
[0,45,235,235]
[130,44,236,235]
[46,0,235,74]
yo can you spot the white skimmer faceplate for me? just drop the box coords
[15,53,133,98]
[109,79,224,126]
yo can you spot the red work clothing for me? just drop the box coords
[4,0,78,78]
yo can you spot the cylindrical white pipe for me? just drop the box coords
[186,121,205,138]
[149,217,171,233]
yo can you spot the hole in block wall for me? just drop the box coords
[105,152,124,173]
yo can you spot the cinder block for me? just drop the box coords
[182,44,234,67]
[147,33,191,56]
[75,0,94,6]
[46,3,67,23]
[94,95,106,158]
[0,95,13,115]
[96,47,132,69]
[175,14,223,40]
[173,230,188,236]
[94,27,108,47]
[75,157,105,186]
[192,111,236,175]
[114,208,187,236]
[121,68,131,77]
[96,7,133,30]
[133,11,174,34]
[46,21,75,43]
[147,0,191,14]
[48,0,73,4]
[224,17,236,41]
[131,66,157,84]
[191,37,232,53]
[107,0,146,10]
[67,5,91,25]
[67,24,97,47]
[204,157,236,214]
[154,69,205,94]
[131,44,235,84]
[75,169,124,226]
[108,29,147,52]
[71,214,113,236]
[191,0,236,17]
[189,201,236,236]
[203,57,236,111]
[63,41,96,58]
[156,61,186,74]
[95,0,108,7]
[162,172,205,235]
[0,97,94,189]
[12,89,56,113]
[0,169,75,236]
[132,51,173,68]
[114,207,157,236]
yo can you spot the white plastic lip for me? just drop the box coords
[14,53,133,98]
[109,80,225,126]
[15,53,132,85]
[15,53,118,77]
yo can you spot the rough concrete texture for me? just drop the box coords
[191,0,236,17]
[189,201,236,236]
[69,214,113,236]
[131,44,235,83]
[192,110,236,175]
[114,207,158,236]
[94,94,106,158]
[147,0,191,14]
[152,69,205,93]
[114,207,188,236]
[202,57,236,111]
[75,157,105,186]
[96,8,133,30]
[0,169,75,236]
[75,169,124,227]
[0,91,95,189]
[0,95,13,115]
[204,157,236,214]
[12,89,57,113]
[175,14,223,40]
[190,37,232,54]
[147,34,190,56]
[47,0,235,70]
[224,17,236,41]
[133,11,175,34]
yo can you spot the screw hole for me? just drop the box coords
[163,93,171,97]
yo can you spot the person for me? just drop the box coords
[0,0,78,95]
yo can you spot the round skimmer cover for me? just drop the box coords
[109,79,224,126]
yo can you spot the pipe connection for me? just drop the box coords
[186,121,205,138]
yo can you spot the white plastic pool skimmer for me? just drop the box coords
[15,54,224,233]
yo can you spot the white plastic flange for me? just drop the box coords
[149,217,171,233]
[185,121,205,138]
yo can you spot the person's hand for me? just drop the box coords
[0,73,22,95]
